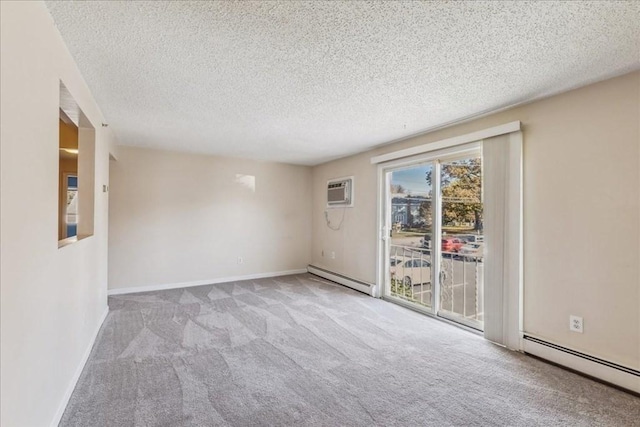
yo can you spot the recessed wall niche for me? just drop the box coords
[58,82,95,247]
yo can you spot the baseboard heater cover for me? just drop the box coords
[523,335,640,394]
[307,265,375,296]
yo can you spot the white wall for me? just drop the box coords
[311,71,640,371]
[108,146,312,291]
[0,2,115,426]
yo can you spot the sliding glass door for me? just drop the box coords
[388,162,434,308]
[437,155,484,329]
[383,146,484,330]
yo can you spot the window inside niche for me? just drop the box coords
[58,82,95,247]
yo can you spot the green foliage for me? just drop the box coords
[426,158,483,230]
[390,278,413,299]
[418,200,432,226]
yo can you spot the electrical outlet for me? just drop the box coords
[330,251,336,259]
[237,257,243,265]
[569,315,583,333]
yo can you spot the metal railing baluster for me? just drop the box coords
[462,255,467,318]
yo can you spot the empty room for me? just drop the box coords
[1,1,639,426]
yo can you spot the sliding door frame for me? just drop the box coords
[434,151,485,331]
[376,142,481,314]
[374,124,523,351]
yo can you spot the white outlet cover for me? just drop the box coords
[569,315,583,333]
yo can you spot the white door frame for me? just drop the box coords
[375,126,523,350]
[376,142,481,304]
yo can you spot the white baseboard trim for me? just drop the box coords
[307,265,376,296]
[50,305,109,427]
[107,269,308,296]
[523,336,639,394]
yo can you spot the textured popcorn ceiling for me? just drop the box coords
[46,1,640,165]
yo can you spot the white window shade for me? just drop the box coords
[482,132,523,349]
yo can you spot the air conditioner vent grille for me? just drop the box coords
[327,177,353,207]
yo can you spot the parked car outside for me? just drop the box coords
[459,243,484,259]
[459,234,484,244]
[441,238,464,253]
[390,256,431,286]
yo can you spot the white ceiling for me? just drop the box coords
[46,1,639,165]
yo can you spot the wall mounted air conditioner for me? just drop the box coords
[327,177,354,208]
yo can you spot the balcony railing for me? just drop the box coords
[389,243,483,327]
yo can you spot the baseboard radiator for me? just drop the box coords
[523,335,640,395]
[307,265,376,297]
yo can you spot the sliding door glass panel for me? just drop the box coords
[438,156,484,330]
[388,163,434,309]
